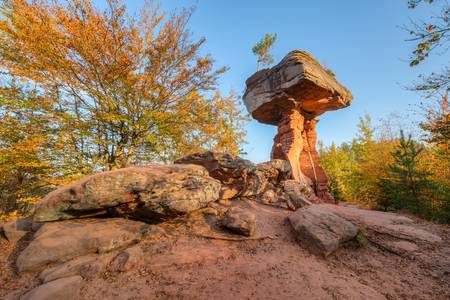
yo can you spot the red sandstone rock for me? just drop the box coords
[289,205,359,256]
[175,151,253,199]
[16,218,149,273]
[1,218,32,243]
[175,151,292,199]
[243,50,353,202]
[33,164,221,223]
[223,207,256,236]
[20,275,83,300]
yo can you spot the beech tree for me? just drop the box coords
[0,0,247,171]
[407,0,449,94]
[0,0,248,219]
[0,83,67,219]
[405,0,449,183]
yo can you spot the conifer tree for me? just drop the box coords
[252,33,277,70]
[381,130,431,213]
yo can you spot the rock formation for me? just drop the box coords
[223,207,256,237]
[243,50,353,203]
[33,164,221,223]
[176,151,316,208]
[289,205,358,257]
[16,218,150,273]
[1,152,449,300]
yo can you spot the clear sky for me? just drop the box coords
[101,0,447,162]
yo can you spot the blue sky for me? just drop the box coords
[105,0,447,162]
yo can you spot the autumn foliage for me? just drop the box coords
[319,113,450,223]
[0,0,247,219]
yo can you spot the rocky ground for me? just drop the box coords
[1,200,449,300]
[1,152,449,300]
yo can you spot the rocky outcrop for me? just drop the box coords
[176,151,319,210]
[7,148,445,299]
[243,50,353,203]
[176,151,292,199]
[280,180,314,210]
[175,151,253,199]
[33,164,221,223]
[1,164,448,300]
[288,205,358,256]
[16,218,150,272]
[241,159,292,197]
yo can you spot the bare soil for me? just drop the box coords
[1,200,449,300]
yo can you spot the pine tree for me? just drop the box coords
[381,130,431,214]
[252,33,277,70]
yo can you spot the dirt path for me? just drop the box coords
[1,201,449,300]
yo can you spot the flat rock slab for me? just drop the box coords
[288,205,358,256]
[17,218,150,272]
[319,204,414,227]
[20,275,83,300]
[243,50,353,124]
[319,204,442,243]
[39,253,114,283]
[33,164,221,223]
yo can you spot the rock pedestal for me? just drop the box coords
[243,50,353,203]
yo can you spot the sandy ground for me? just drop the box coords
[1,201,449,300]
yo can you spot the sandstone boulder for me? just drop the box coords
[39,254,113,283]
[1,218,32,243]
[240,159,292,197]
[108,244,144,273]
[175,151,253,199]
[288,205,358,256]
[20,276,83,300]
[280,180,314,210]
[223,207,256,236]
[17,218,150,272]
[176,151,292,199]
[33,164,221,223]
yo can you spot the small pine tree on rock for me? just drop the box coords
[252,33,277,70]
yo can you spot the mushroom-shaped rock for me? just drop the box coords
[243,50,353,203]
